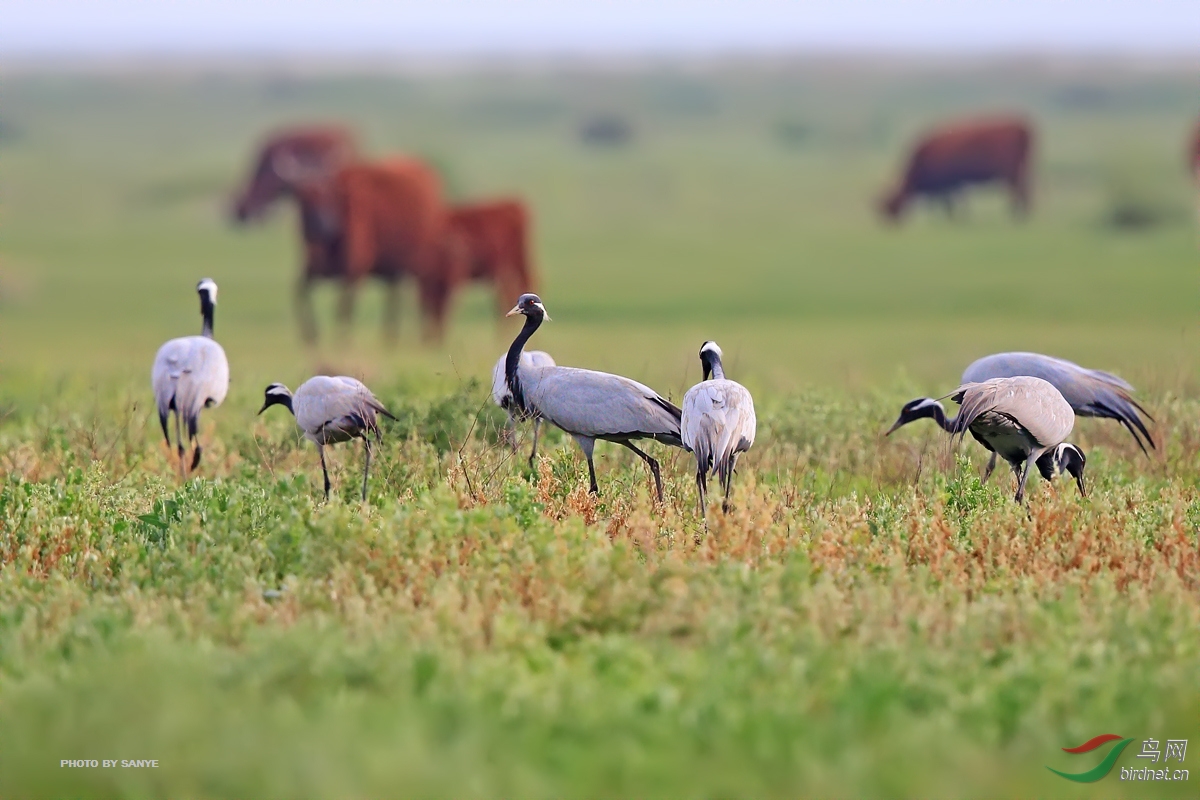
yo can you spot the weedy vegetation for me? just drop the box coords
[1,59,1199,798]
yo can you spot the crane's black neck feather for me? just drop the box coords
[505,309,543,414]
[700,349,725,381]
[200,295,216,338]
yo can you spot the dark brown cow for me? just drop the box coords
[445,199,538,316]
[879,117,1033,222]
[1189,117,1200,181]
[230,125,357,223]
[288,158,453,343]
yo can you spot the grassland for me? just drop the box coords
[1,57,1199,798]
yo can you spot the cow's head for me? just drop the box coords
[877,187,907,222]
[230,140,349,225]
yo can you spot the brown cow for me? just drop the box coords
[879,116,1033,222]
[445,199,538,317]
[287,158,454,344]
[230,125,357,223]
[1189,117,1200,181]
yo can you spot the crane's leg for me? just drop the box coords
[574,436,599,495]
[174,411,185,471]
[621,441,663,503]
[336,280,359,345]
[361,437,372,502]
[695,462,708,521]
[528,418,542,469]
[720,454,739,513]
[1014,454,1036,504]
[188,414,202,472]
[296,274,318,346]
[318,444,331,501]
[982,451,997,483]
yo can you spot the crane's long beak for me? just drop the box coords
[257,403,269,415]
[505,305,521,317]
[884,417,905,436]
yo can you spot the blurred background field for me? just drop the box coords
[2,59,1198,398]
[3,31,1200,800]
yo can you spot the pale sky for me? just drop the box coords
[2,0,1199,56]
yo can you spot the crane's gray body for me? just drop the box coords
[292,376,390,445]
[681,341,756,516]
[962,351,1152,451]
[950,376,1075,501]
[152,335,229,433]
[682,376,756,514]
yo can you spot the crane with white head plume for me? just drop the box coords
[887,376,1086,503]
[682,341,756,518]
[151,278,229,474]
[503,293,683,502]
[259,376,396,501]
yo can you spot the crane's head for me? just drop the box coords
[885,398,944,436]
[259,383,295,415]
[1037,442,1087,498]
[506,293,550,322]
[197,278,218,306]
[699,341,724,381]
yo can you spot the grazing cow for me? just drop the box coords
[445,199,538,317]
[1190,117,1200,180]
[230,125,358,223]
[286,158,454,344]
[879,116,1033,222]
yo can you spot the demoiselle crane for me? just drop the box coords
[681,341,756,517]
[151,278,229,473]
[259,376,396,501]
[887,376,1086,502]
[503,293,682,502]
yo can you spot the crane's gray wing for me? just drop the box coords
[962,351,1151,450]
[523,366,682,444]
[682,379,756,471]
[951,377,1073,449]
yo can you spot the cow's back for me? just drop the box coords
[906,118,1032,191]
[448,199,530,280]
[1190,118,1200,179]
[335,158,447,281]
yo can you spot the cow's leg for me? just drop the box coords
[1011,172,1031,219]
[382,277,402,346]
[296,274,319,346]
[336,279,360,344]
[418,276,453,344]
[940,193,957,220]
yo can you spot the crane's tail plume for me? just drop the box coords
[1081,394,1155,454]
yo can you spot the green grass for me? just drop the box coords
[1,58,1200,798]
